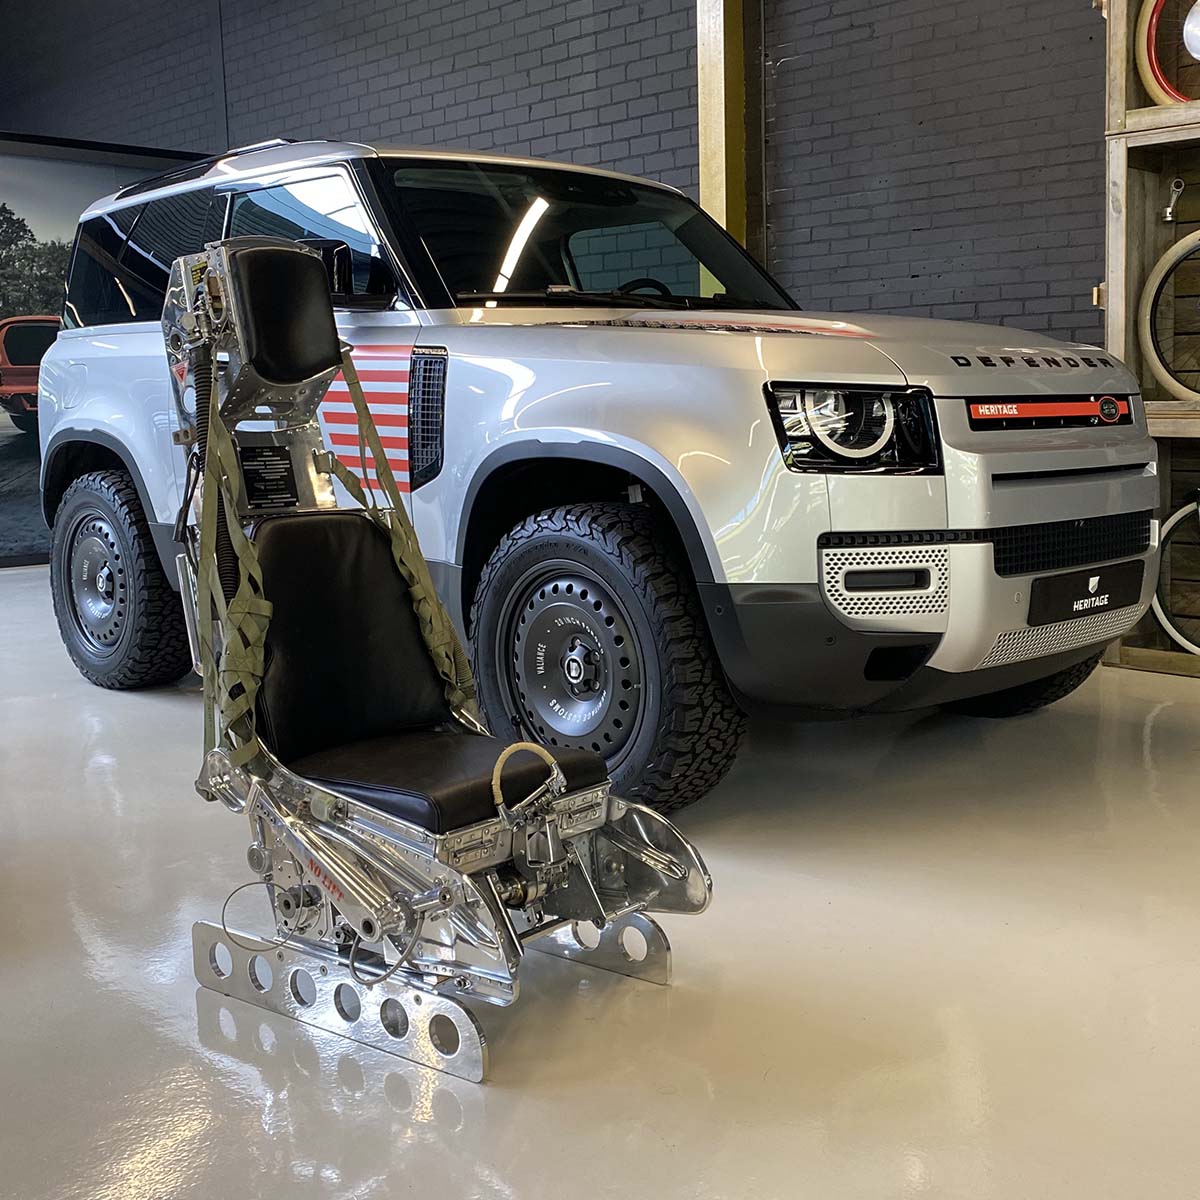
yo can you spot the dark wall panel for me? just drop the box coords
[221,0,697,194]
[0,0,697,196]
[764,0,1106,345]
[0,0,226,153]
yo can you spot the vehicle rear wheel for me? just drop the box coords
[9,411,37,434]
[469,502,746,813]
[50,469,192,689]
[941,651,1104,718]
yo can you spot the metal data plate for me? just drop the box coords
[192,921,488,1083]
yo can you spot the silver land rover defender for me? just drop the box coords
[38,138,1159,811]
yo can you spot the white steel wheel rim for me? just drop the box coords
[1150,501,1200,655]
[1138,228,1200,404]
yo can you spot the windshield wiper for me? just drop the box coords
[455,286,686,310]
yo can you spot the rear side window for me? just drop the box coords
[229,175,395,300]
[63,189,223,328]
[121,188,221,320]
[1,322,59,365]
[63,214,135,328]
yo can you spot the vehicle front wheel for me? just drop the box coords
[50,469,192,689]
[469,502,746,813]
[941,651,1104,718]
[9,411,37,434]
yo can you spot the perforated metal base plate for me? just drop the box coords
[528,912,672,985]
[192,921,489,1082]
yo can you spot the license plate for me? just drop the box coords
[1027,560,1144,627]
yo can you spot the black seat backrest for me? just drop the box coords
[254,512,453,764]
[227,244,342,385]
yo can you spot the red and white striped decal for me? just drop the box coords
[318,343,413,494]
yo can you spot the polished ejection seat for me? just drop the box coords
[168,235,711,1083]
[253,510,607,833]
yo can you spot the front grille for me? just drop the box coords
[989,510,1152,576]
[408,348,447,488]
[819,510,1152,578]
[977,604,1143,669]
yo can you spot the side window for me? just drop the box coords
[568,221,701,295]
[121,188,219,321]
[63,214,136,328]
[229,174,396,301]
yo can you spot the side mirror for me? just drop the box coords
[297,238,395,311]
[297,238,354,295]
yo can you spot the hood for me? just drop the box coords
[442,306,1135,399]
[439,307,1132,400]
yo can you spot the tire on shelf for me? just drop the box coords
[9,411,37,434]
[941,651,1104,719]
[50,468,192,689]
[1151,500,1200,654]
[1136,0,1190,107]
[1137,226,1200,404]
[469,501,746,814]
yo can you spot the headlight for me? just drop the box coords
[765,384,940,473]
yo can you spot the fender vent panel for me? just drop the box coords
[409,348,447,488]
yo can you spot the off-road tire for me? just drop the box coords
[9,411,37,434]
[470,502,746,813]
[941,651,1104,719]
[51,469,192,689]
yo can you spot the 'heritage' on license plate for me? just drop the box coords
[1027,560,1144,627]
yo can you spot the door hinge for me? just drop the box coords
[1092,281,1107,308]
[1092,0,1107,18]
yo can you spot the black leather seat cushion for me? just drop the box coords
[253,510,607,834]
[289,730,608,834]
[255,512,452,765]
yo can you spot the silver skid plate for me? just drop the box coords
[529,911,672,985]
[192,921,489,1083]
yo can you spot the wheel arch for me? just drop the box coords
[41,430,179,586]
[457,442,717,631]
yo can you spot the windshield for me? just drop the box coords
[373,157,795,311]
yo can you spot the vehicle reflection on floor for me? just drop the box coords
[5,563,1200,1200]
[0,412,46,564]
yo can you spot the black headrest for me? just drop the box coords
[227,245,341,385]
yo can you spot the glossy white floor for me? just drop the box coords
[5,563,1200,1199]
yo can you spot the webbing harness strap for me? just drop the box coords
[198,346,478,769]
[328,350,477,716]
[197,358,272,767]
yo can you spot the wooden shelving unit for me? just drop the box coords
[1104,0,1200,674]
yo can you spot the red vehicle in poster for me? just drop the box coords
[0,315,60,434]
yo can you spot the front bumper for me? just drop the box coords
[701,516,1158,714]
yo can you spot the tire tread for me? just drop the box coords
[51,469,191,690]
[470,502,746,813]
[942,651,1103,719]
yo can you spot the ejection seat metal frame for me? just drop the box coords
[164,236,712,1083]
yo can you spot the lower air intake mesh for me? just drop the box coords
[977,605,1142,669]
[818,510,1152,578]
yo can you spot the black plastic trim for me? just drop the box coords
[818,510,1153,578]
[41,429,182,587]
[699,581,941,713]
[458,442,717,585]
[699,580,1111,716]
